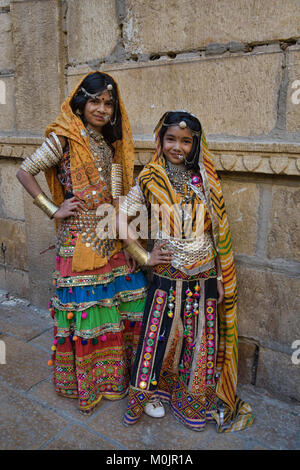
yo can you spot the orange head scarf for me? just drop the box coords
[44,71,135,210]
[44,71,135,271]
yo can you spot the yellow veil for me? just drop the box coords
[138,112,255,432]
[44,71,135,271]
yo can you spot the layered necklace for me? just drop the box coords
[86,126,113,189]
[165,159,206,206]
[165,160,193,196]
[80,126,116,258]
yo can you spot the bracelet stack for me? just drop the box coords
[20,133,63,176]
[119,184,146,217]
[111,163,123,198]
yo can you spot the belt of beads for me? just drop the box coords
[61,210,105,229]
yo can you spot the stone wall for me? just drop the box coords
[0,0,299,402]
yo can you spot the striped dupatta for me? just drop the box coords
[201,135,254,431]
[138,118,255,432]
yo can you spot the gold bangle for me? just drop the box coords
[217,274,223,282]
[33,192,59,219]
[125,241,149,266]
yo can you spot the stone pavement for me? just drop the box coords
[0,290,299,451]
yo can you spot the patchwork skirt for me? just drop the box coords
[124,266,220,431]
[48,251,147,412]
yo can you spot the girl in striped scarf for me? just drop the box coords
[121,111,255,432]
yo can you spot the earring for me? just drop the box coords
[110,113,117,126]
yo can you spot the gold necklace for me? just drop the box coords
[86,126,105,143]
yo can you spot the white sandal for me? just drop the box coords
[144,399,165,418]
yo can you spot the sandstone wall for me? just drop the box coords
[0,0,299,402]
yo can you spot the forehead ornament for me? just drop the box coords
[179,121,187,129]
[80,85,114,100]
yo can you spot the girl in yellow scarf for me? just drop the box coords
[17,72,147,413]
[121,111,255,432]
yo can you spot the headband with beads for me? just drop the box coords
[79,83,114,101]
[161,112,202,137]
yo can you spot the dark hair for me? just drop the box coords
[159,111,202,171]
[70,72,122,143]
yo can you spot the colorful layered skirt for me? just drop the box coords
[124,264,220,431]
[48,250,147,412]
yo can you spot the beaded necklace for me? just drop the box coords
[165,160,205,203]
[165,160,193,196]
[86,126,113,190]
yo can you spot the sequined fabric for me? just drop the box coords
[39,72,147,412]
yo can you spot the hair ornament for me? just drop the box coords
[79,85,114,101]
[80,87,99,100]
[160,113,202,137]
